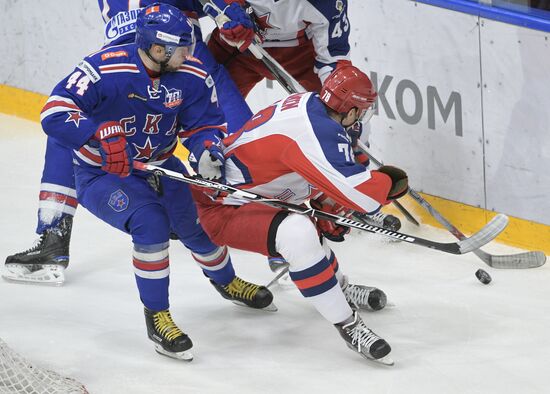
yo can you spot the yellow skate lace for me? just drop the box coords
[153,310,184,341]
[224,277,259,302]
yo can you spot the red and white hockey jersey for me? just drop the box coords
[247,0,351,82]
[221,92,391,213]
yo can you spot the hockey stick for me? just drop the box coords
[134,162,508,255]
[265,266,290,289]
[355,140,547,269]
[200,0,306,95]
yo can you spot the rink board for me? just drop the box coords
[1,84,548,255]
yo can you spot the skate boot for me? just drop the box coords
[342,276,387,311]
[335,311,393,365]
[144,307,193,361]
[210,276,277,311]
[3,216,73,286]
[354,211,401,232]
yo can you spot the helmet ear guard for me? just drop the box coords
[320,65,377,116]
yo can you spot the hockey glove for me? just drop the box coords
[346,121,370,167]
[94,121,133,177]
[195,139,226,181]
[211,0,256,51]
[377,165,408,201]
[310,194,352,242]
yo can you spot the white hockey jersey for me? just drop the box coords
[221,92,391,214]
[247,0,351,81]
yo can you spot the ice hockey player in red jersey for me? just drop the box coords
[205,0,402,267]
[188,65,409,364]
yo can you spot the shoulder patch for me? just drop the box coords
[205,75,214,88]
[77,60,101,83]
[101,50,128,61]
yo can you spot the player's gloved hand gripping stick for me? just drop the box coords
[355,140,547,269]
[95,121,133,177]
[134,161,509,256]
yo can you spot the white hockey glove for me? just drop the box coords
[196,139,226,181]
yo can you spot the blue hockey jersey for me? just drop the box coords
[96,0,252,132]
[41,43,225,172]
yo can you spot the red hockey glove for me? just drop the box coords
[346,121,370,167]
[212,0,256,52]
[94,121,132,177]
[310,194,353,242]
[377,165,408,202]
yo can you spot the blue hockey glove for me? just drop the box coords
[210,0,255,51]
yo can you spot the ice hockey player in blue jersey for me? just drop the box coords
[37,3,274,360]
[3,0,254,285]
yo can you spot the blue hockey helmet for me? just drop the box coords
[135,3,194,57]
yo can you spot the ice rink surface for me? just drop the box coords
[1,114,549,394]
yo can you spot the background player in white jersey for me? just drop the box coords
[188,65,409,364]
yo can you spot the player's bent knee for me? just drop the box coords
[274,213,325,269]
[127,204,170,245]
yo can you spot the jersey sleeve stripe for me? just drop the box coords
[74,145,102,166]
[284,141,382,213]
[98,64,140,74]
[40,98,82,122]
[177,65,207,79]
[178,124,227,139]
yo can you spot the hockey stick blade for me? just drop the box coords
[454,214,508,254]
[477,250,546,269]
[357,141,546,269]
[134,162,507,256]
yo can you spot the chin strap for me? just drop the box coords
[144,47,172,73]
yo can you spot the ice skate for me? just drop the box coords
[342,276,387,311]
[144,308,193,361]
[335,311,393,365]
[3,216,72,286]
[354,211,401,232]
[210,276,277,311]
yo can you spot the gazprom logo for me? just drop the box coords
[104,10,140,43]
[370,71,463,137]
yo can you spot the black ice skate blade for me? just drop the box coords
[230,300,278,312]
[154,344,193,362]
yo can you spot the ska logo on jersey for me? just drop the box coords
[65,111,86,127]
[163,87,183,109]
[108,189,129,212]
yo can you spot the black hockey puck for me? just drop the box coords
[475,269,492,284]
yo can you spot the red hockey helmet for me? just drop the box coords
[320,65,377,117]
